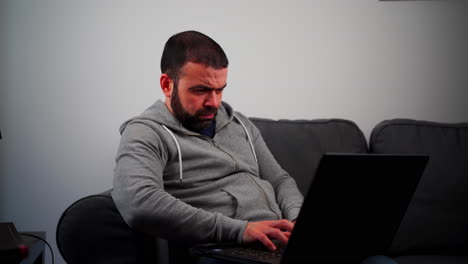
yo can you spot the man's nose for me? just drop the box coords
[204,91,221,108]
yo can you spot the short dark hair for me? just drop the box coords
[160,30,228,80]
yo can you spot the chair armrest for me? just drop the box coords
[56,189,157,264]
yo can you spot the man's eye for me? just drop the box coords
[191,88,224,95]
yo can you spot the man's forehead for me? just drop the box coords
[179,62,228,87]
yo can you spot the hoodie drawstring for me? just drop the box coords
[162,125,183,183]
[161,116,258,183]
[233,115,258,163]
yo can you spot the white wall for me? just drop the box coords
[1,1,467,263]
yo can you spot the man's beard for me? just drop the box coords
[171,83,218,132]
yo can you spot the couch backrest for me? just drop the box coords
[251,118,368,195]
[370,119,468,255]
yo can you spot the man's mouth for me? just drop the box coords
[199,113,216,120]
[198,109,217,120]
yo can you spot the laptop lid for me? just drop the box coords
[282,153,428,263]
[192,153,428,264]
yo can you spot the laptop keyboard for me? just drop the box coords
[221,242,286,260]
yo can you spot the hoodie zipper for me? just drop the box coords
[183,131,240,174]
[206,137,240,173]
[198,133,279,218]
[209,136,280,218]
[182,131,279,218]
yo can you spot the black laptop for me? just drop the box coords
[191,153,428,264]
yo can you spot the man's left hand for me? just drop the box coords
[242,219,295,251]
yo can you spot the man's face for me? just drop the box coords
[169,62,227,131]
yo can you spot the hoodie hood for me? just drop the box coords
[119,99,235,135]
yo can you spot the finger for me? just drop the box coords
[265,228,289,245]
[269,219,294,232]
[256,233,277,251]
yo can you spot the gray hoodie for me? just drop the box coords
[112,100,303,244]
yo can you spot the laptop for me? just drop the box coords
[191,153,429,264]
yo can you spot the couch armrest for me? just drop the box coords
[56,189,158,264]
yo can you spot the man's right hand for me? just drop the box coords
[242,219,295,251]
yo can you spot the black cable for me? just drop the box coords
[20,233,55,264]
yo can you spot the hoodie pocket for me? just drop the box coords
[221,174,282,221]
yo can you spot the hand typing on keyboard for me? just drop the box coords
[242,219,295,251]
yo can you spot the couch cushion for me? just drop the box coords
[56,190,158,264]
[251,118,368,195]
[369,119,468,255]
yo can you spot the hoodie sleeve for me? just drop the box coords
[236,114,304,221]
[112,122,247,244]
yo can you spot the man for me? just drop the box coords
[112,30,303,252]
[112,30,398,264]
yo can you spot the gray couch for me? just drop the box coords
[56,118,468,264]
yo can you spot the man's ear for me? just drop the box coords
[160,74,174,98]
